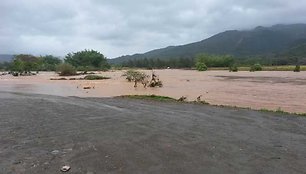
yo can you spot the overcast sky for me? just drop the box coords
[1,0,306,58]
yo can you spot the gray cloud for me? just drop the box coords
[1,0,306,58]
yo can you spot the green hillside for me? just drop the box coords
[110,24,306,65]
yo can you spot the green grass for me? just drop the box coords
[120,95,306,116]
[259,108,306,116]
[262,65,306,71]
[84,75,111,80]
[120,95,177,102]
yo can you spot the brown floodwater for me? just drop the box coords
[1,70,306,113]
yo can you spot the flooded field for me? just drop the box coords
[1,70,306,113]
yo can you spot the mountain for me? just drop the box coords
[110,24,306,64]
[275,39,306,64]
[0,54,14,62]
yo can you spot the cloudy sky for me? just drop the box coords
[1,0,306,58]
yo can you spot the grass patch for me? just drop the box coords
[120,95,306,116]
[259,108,306,116]
[117,94,306,116]
[84,75,111,80]
[50,77,68,80]
[120,95,177,102]
[261,65,306,71]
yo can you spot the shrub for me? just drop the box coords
[84,75,111,80]
[148,80,163,87]
[250,63,262,72]
[56,63,77,76]
[229,64,238,72]
[178,96,187,102]
[122,70,163,88]
[294,65,300,72]
[122,70,148,82]
[196,62,208,71]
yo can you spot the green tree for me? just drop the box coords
[0,62,11,71]
[11,54,40,72]
[40,55,62,71]
[196,54,234,67]
[65,49,110,70]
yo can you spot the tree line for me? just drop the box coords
[119,54,235,69]
[0,50,110,73]
[1,49,304,72]
[118,53,305,69]
[121,57,195,69]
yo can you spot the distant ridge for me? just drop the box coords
[110,24,306,64]
[0,54,14,62]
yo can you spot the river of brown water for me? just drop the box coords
[1,70,306,113]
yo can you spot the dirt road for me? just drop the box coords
[1,92,306,173]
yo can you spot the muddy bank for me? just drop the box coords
[0,70,306,113]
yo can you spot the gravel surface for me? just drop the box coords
[1,92,306,174]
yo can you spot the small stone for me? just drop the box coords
[13,161,22,165]
[51,150,60,155]
[61,165,71,172]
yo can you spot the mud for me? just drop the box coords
[1,70,306,113]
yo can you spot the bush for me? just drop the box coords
[229,64,238,72]
[122,70,148,82]
[250,63,262,72]
[294,65,300,72]
[196,62,208,71]
[122,70,163,88]
[84,75,111,80]
[56,63,76,76]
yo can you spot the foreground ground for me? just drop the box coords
[1,92,306,174]
[1,70,306,113]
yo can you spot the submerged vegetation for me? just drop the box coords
[56,63,77,76]
[122,70,163,88]
[195,62,207,71]
[84,75,111,80]
[250,63,263,72]
[294,65,301,72]
[5,54,63,74]
[229,64,238,72]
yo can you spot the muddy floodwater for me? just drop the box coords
[1,70,306,113]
